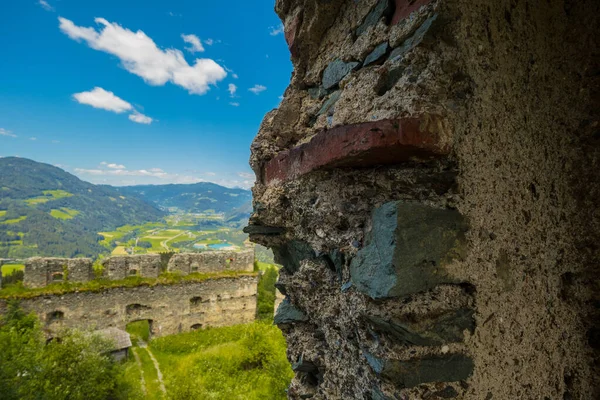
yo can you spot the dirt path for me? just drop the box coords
[139,342,166,395]
[160,232,184,251]
[131,348,147,397]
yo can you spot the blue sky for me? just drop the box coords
[0,0,291,188]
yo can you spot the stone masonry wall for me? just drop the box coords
[24,257,94,288]
[4,276,258,338]
[102,254,161,280]
[247,1,599,399]
[167,249,255,275]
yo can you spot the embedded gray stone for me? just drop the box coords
[317,90,342,116]
[273,240,315,274]
[350,201,468,299]
[364,42,389,67]
[388,14,438,62]
[366,353,474,388]
[322,60,360,90]
[243,224,285,235]
[355,0,393,37]
[274,297,309,325]
[364,308,475,346]
[307,86,331,99]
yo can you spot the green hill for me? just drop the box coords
[0,157,165,258]
[112,182,252,215]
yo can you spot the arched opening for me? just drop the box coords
[191,265,199,273]
[126,303,151,315]
[51,272,64,282]
[47,310,64,323]
[191,323,203,330]
[126,319,153,343]
[128,269,138,276]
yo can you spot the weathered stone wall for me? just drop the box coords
[102,254,161,280]
[4,276,258,338]
[24,258,94,288]
[167,249,255,275]
[247,0,599,399]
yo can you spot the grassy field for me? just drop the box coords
[0,216,27,224]
[0,210,6,217]
[137,322,292,400]
[25,189,73,205]
[111,246,128,255]
[50,208,80,220]
[1,264,25,275]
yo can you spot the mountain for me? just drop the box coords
[111,182,252,214]
[0,157,165,258]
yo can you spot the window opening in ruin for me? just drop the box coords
[47,310,64,323]
[129,269,138,276]
[191,323,203,330]
[190,296,203,306]
[126,303,151,315]
[191,265,199,272]
[51,272,64,282]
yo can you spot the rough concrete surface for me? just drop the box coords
[247,0,599,398]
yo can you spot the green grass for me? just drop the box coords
[127,320,151,344]
[1,264,25,275]
[25,189,73,205]
[0,210,6,217]
[0,216,27,224]
[147,322,292,400]
[133,347,164,400]
[0,270,257,299]
[50,208,80,220]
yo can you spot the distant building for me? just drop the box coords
[96,327,132,361]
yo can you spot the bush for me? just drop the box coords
[256,265,278,321]
[0,301,140,400]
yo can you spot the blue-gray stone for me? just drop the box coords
[307,86,330,99]
[317,90,342,116]
[363,42,389,67]
[364,308,475,346]
[341,281,353,292]
[388,14,438,62]
[376,354,474,389]
[273,240,315,274]
[322,60,360,90]
[355,0,393,37]
[274,297,308,325]
[371,387,393,400]
[350,201,468,299]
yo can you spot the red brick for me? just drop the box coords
[285,13,302,58]
[263,117,450,184]
[392,0,432,25]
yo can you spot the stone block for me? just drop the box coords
[243,224,286,235]
[307,86,331,99]
[388,14,437,62]
[322,59,361,90]
[355,0,393,37]
[273,240,315,274]
[264,118,451,184]
[391,0,433,25]
[366,353,474,388]
[316,90,342,117]
[363,42,389,67]
[350,202,468,299]
[363,308,475,346]
[274,297,308,325]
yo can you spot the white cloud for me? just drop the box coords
[74,165,205,184]
[29,137,37,141]
[228,83,237,97]
[181,34,204,53]
[204,38,214,46]
[0,128,17,138]
[128,111,153,124]
[59,17,227,95]
[203,172,216,176]
[51,140,60,143]
[229,102,240,107]
[232,73,239,79]
[238,172,254,179]
[168,11,182,17]
[106,163,126,169]
[249,84,267,95]
[269,24,284,36]
[38,0,54,12]
[73,87,132,113]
